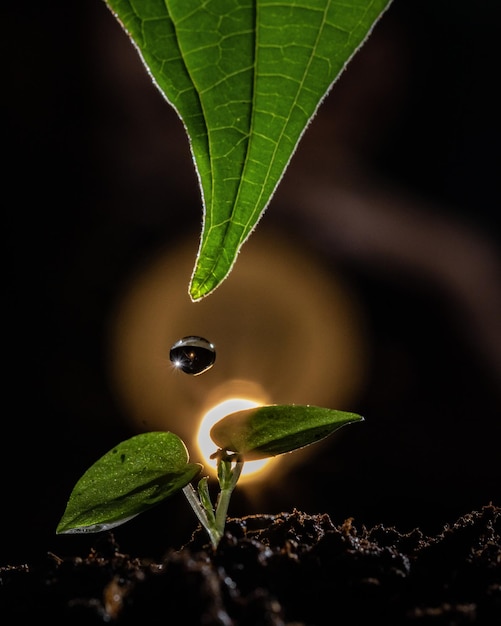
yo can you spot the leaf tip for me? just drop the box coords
[188,275,217,302]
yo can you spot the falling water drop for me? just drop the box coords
[169,336,216,375]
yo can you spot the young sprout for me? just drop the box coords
[57,405,363,548]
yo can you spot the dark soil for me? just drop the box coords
[1,504,499,625]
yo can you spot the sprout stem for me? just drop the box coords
[215,458,243,536]
[182,483,221,549]
[182,455,244,549]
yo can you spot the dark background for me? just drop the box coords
[3,0,500,563]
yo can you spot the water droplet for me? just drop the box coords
[169,336,216,375]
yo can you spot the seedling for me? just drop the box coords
[57,404,363,548]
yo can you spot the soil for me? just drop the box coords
[1,504,499,625]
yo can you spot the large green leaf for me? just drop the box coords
[103,0,392,300]
[210,404,363,460]
[56,432,202,534]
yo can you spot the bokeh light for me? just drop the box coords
[107,226,367,478]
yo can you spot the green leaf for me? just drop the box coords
[103,0,393,300]
[56,432,202,534]
[209,404,363,460]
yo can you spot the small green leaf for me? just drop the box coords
[56,432,202,534]
[102,0,393,300]
[210,404,363,460]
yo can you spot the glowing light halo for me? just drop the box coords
[107,227,368,487]
[197,398,273,479]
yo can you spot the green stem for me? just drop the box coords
[214,457,243,538]
[182,455,244,549]
[182,483,220,549]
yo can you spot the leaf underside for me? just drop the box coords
[56,432,202,534]
[104,0,392,300]
[210,404,364,460]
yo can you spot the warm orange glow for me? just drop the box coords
[197,398,274,480]
[107,228,368,489]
